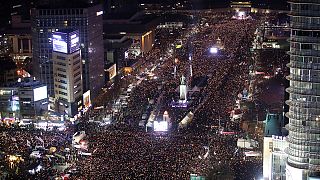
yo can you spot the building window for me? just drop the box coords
[56,56,66,60]
[59,91,67,96]
[56,62,66,66]
[301,44,312,50]
[58,85,67,90]
[57,73,67,78]
[73,54,80,59]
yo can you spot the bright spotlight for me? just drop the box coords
[210,47,218,54]
[237,11,246,19]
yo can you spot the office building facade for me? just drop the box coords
[52,30,83,117]
[286,0,320,179]
[31,3,105,98]
[0,77,48,121]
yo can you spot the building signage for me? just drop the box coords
[52,30,80,54]
[52,33,68,53]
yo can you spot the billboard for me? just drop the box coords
[33,86,48,102]
[52,33,68,53]
[154,121,168,132]
[107,64,117,80]
[83,90,91,111]
[52,30,80,54]
[69,31,80,53]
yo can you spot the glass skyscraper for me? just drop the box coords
[31,2,105,98]
[286,0,320,179]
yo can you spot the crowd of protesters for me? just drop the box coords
[72,11,262,179]
[0,11,265,179]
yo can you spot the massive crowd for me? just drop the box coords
[72,11,262,179]
[1,11,265,179]
[0,127,71,179]
[72,125,207,179]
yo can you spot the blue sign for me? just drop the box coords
[52,30,80,54]
[52,33,68,53]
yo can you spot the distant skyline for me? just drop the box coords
[0,0,289,22]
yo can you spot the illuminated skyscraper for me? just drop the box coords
[286,0,320,179]
[32,2,105,98]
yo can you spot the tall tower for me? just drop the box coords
[286,0,320,179]
[179,75,187,103]
[52,30,83,118]
[31,2,105,99]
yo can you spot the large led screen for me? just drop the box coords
[83,90,91,111]
[33,86,48,102]
[69,31,80,53]
[52,34,68,53]
[154,121,168,132]
[107,64,117,80]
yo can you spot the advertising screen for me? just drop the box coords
[154,121,168,132]
[34,86,48,102]
[107,64,117,80]
[52,33,68,53]
[83,90,91,111]
[69,31,80,53]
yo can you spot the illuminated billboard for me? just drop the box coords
[52,30,80,54]
[107,64,117,80]
[52,33,68,53]
[33,86,48,102]
[83,90,91,111]
[69,31,80,53]
[154,121,168,132]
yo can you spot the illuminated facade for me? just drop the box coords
[230,1,252,12]
[7,33,32,62]
[127,30,155,57]
[264,136,288,180]
[32,3,105,98]
[0,87,19,120]
[52,30,83,117]
[286,0,320,179]
[0,78,48,120]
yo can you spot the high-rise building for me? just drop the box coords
[286,0,320,179]
[52,30,82,118]
[31,2,105,98]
